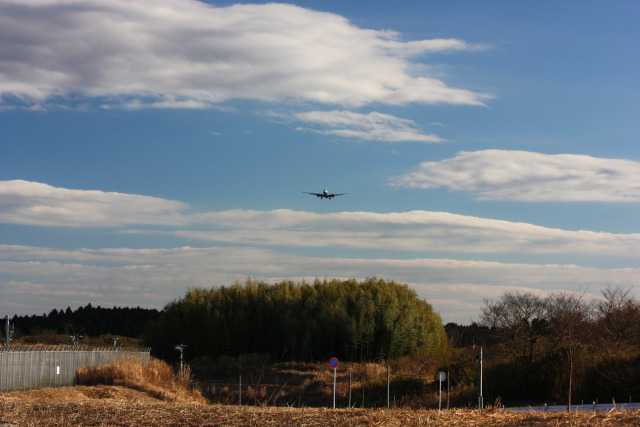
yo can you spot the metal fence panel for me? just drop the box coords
[0,347,151,392]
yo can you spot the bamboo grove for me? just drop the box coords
[147,278,446,362]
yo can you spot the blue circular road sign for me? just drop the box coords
[330,357,339,368]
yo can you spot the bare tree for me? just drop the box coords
[548,290,591,411]
[592,286,640,353]
[480,292,552,369]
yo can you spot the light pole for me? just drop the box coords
[174,344,187,368]
[475,346,483,410]
[70,333,83,348]
[4,316,14,349]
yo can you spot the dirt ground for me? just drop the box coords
[1,385,639,426]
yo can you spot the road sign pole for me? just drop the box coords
[437,371,447,411]
[333,367,336,409]
[329,357,339,409]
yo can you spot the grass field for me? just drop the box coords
[2,386,639,426]
[1,357,639,426]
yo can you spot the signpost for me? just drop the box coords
[437,371,447,411]
[330,357,339,409]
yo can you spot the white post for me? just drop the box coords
[437,371,446,411]
[333,367,336,409]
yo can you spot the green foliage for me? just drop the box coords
[147,278,445,363]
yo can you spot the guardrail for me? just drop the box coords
[0,346,150,392]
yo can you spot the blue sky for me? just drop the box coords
[1,0,638,324]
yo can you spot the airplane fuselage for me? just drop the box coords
[304,189,345,199]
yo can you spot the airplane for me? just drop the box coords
[303,189,346,199]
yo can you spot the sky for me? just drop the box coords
[1,0,639,324]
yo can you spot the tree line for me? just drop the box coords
[7,280,638,407]
[9,304,160,341]
[146,278,446,363]
[442,286,640,406]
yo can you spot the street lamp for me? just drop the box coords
[174,344,187,367]
[70,334,83,347]
[475,346,483,410]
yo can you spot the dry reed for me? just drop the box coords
[76,356,206,404]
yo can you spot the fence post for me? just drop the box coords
[348,372,352,408]
[362,379,365,408]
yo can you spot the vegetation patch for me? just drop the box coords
[76,356,206,404]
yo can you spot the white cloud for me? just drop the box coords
[2,180,639,257]
[390,150,640,202]
[1,245,638,322]
[295,110,443,142]
[0,180,189,227]
[0,0,490,109]
[171,209,640,257]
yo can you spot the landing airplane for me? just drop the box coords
[304,189,346,199]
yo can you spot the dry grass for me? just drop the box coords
[1,357,639,425]
[1,391,639,426]
[76,356,206,404]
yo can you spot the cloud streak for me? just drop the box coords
[294,110,444,142]
[2,180,638,258]
[2,244,638,322]
[390,150,640,202]
[0,180,189,227]
[2,180,638,321]
[0,0,490,109]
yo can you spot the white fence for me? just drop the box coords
[0,346,150,392]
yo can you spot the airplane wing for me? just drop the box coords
[303,192,323,197]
